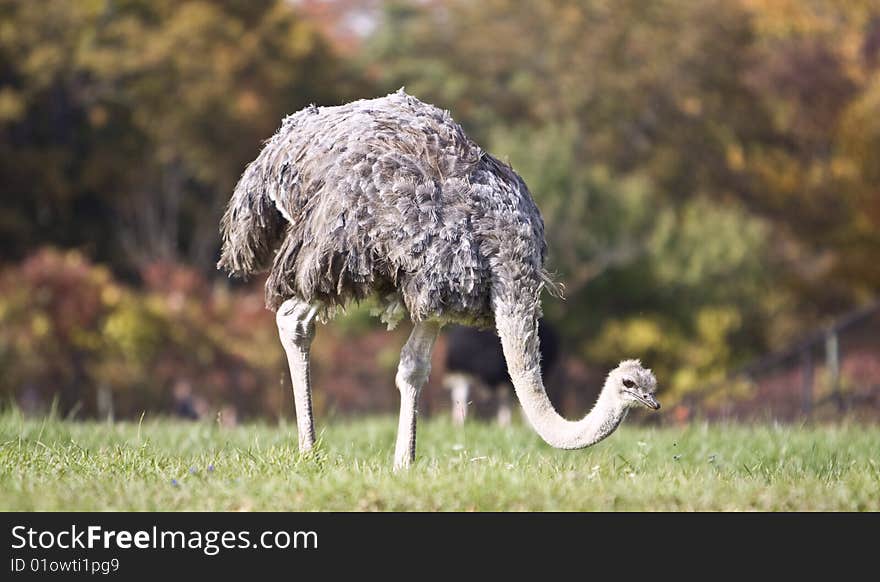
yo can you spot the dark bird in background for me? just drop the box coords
[444,320,560,426]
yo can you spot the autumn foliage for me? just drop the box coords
[1,0,878,419]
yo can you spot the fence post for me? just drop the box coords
[801,348,813,417]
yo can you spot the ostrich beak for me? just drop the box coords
[626,390,661,410]
[640,393,661,410]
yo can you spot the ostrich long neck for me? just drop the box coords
[495,306,628,449]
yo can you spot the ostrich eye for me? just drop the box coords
[622,378,635,389]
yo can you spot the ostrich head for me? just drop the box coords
[607,359,660,410]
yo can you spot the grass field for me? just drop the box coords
[1,410,878,511]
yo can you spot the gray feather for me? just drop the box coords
[218,89,553,328]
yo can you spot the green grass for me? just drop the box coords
[1,410,878,511]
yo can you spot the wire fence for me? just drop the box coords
[680,300,880,422]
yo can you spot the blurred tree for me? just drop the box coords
[363,0,880,402]
[584,198,774,400]
[0,0,365,273]
[0,248,288,419]
[738,0,880,304]
[2,0,879,413]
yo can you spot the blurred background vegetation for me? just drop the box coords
[1,0,878,422]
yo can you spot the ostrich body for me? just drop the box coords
[219,89,660,469]
[444,319,560,426]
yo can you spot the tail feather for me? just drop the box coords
[217,164,285,277]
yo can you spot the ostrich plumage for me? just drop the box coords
[218,89,660,470]
[218,89,552,328]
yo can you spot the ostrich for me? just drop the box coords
[218,89,660,470]
[444,319,560,426]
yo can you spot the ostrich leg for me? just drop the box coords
[445,373,471,426]
[394,321,442,470]
[496,383,513,427]
[276,298,319,452]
